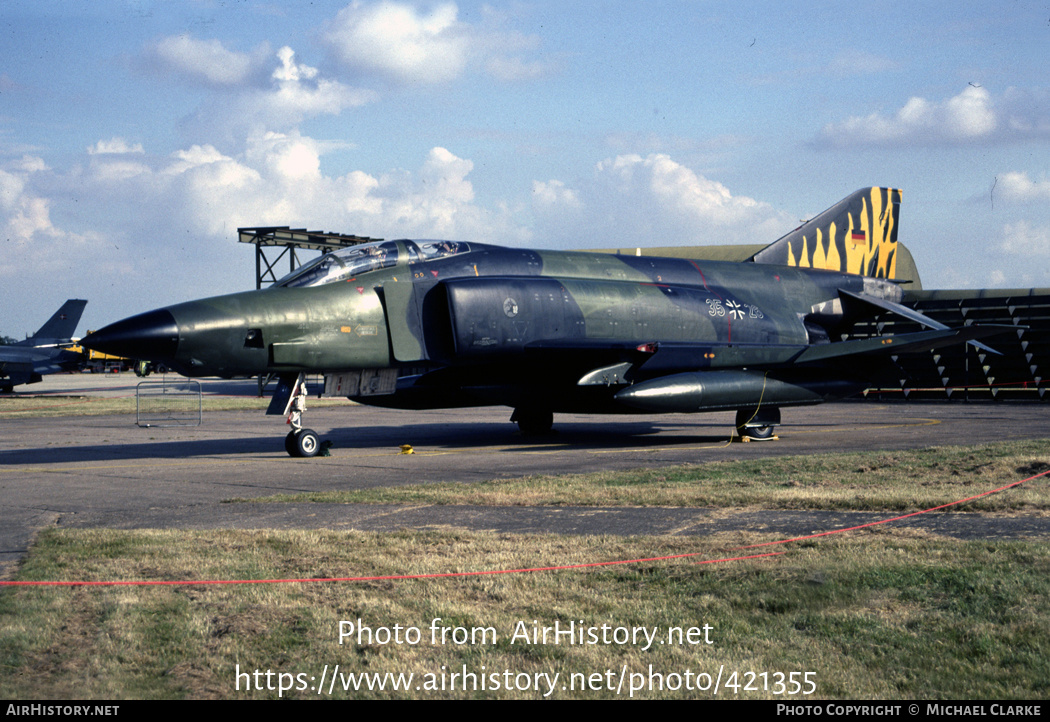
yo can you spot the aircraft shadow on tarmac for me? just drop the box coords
[326,420,736,451]
[1,437,280,465]
[1,420,738,465]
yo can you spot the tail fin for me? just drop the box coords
[21,299,87,346]
[748,187,902,279]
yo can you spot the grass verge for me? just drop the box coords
[1,528,1047,699]
[0,395,353,419]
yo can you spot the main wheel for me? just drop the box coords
[735,407,780,440]
[740,424,775,440]
[295,429,320,458]
[285,430,299,457]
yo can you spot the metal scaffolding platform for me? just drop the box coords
[238,226,382,288]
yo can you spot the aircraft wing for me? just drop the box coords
[790,325,1016,364]
[839,289,1001,355]
[0,346,52,363]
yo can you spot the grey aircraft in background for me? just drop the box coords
[1,299,87,392]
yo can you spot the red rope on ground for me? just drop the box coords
[736,466,1050,551]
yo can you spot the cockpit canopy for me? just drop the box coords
[275,239,471,288]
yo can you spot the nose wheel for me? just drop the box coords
[286,428,320,458]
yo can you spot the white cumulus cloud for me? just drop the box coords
[995,171,1050,203]
[139,139,522,241]
[323,1,552,85]
[0,157,105,298]
[324,1,469,84]
[150,35,265,86]
[266,47,379,118]
[1000,220,1050,256]
[532,179,581,209]
[87,137,145,155]
[820,86,998,147]
[175,45,379,143]
[532,153,793,249]
[0,169,24,211]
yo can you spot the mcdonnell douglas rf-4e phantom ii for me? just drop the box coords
[83,187,1014,456]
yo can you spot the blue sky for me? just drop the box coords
[2,0,1049,337]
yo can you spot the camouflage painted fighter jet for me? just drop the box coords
[1,299,87,392]
[83,188,1012,456]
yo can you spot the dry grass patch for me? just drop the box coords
[0,395,355,419]
[246,439,1050,513]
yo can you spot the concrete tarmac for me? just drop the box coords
[3,373,1050,577]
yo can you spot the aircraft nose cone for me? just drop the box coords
[82,309,179,361]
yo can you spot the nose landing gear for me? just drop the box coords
[273,372,324,457]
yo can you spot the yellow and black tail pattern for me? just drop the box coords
[749,187,902,279]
